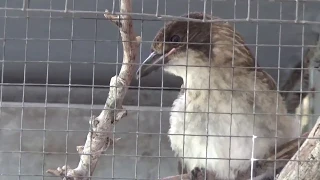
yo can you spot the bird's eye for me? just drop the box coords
[170,35,180,42]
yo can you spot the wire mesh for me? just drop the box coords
[0,0,320,180]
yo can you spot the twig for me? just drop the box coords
[104,9,122,28]
[46,1,141,179]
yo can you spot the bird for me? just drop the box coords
[136,12,300,180]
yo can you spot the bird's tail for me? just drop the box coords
[280,14,320,114]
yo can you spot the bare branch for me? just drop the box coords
[46,1,141,179]
[277,117,320,180]
[104,9,122,28]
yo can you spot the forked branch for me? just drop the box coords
[46,1,141,179]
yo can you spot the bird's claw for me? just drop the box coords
[191,167,206,180]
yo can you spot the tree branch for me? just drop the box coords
[277,117,320,180]
[46,1,141,179]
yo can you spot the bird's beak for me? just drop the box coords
[136,48,176,80]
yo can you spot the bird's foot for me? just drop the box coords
[177,159,188,174]
[191,167,206,180]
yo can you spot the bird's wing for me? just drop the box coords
[268,131,309,161]
[254,62,277,91]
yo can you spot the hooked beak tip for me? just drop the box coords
[135,52,162,80]
[135,48,176,80]
[136,65,150,80]
[135,71,141,80]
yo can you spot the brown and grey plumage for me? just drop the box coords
[136,12,300,180]
[280,48,311,114]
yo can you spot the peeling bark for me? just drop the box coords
[46,1,141,179]
[277,117,320,180]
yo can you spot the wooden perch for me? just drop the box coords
[277,117,320,180]
[46,1,141,179]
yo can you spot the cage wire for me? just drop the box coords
[0,0,320,180]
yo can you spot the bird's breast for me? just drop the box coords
[168,91,235,158]
[166,90,295,179]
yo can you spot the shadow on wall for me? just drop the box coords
[0,103,178,180]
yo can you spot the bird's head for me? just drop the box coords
[136,12,254,80]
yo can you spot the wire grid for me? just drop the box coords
[0,0,319,180]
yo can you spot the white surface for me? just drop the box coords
[0,102,177,180]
